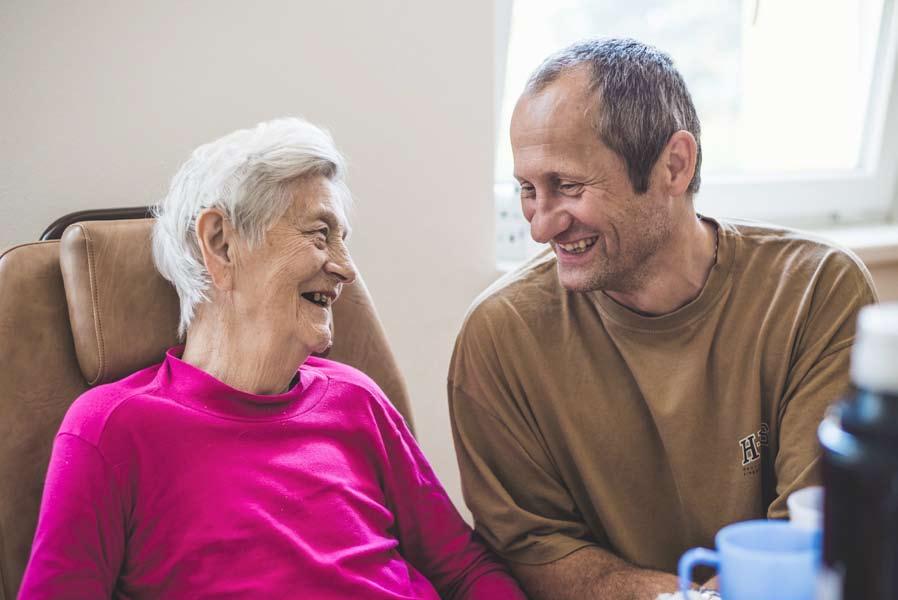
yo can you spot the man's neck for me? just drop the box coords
[604,215,718,316]
[181,307,310,396]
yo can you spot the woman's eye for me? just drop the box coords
[559,182,582,193]
[519,185,535,198]
[307,228,328,247]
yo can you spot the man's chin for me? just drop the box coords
[557,264,605,293]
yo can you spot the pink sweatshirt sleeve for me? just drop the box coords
[376,401,526,600]
[19,433,125,599]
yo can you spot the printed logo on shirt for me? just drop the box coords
[739,422,769,476]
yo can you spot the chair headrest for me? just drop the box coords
[60,219,180,385]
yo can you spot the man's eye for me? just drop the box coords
[519,185,536,198]
[559,182,582,194]
[317,227,329,238]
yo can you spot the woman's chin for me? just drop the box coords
[289,320,333,356]
[310,332,333,355]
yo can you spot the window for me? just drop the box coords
[496,0,898,264]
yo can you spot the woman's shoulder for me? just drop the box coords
[303,357,383,395]
[301,357,405,422]
[60,362,162,446]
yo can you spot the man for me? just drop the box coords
[448,38,877,598]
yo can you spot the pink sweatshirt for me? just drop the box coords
[20,348,524,599]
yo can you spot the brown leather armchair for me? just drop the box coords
[0,216,413,599]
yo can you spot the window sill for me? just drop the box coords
[812,223,898,267]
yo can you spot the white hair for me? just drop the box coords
[152,117,350,337]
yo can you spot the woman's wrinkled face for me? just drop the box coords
[229,176,356,356]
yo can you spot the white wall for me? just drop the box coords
[1,0,497,511]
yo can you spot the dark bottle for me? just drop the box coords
[818,303,898,600]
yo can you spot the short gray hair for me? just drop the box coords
[152,117,350,337]
[526,37,702,195]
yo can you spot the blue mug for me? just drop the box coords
[678,519,821,600]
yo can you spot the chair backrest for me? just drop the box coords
[0,218,412,599]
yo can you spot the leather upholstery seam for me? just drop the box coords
[0,516,8,600]
[82,226,106,385]
[0,240,58,261]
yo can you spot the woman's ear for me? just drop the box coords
[195,208,236,291]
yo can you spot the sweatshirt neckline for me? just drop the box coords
[590,216,736,332]
[155,346,327,421]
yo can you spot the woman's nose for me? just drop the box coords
[326,249,357,284]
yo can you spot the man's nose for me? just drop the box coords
[528,198,570,244]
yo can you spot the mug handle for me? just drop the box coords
[678,547,720,595]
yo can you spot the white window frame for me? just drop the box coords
[494,0,898,231]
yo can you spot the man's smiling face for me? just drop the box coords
[510,67,675,293]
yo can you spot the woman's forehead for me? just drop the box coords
[283,177,351,236]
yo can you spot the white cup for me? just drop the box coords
[787,486,823,530]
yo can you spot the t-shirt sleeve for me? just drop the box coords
[19,432,126,599]
[769,251,878,518]
[448,301,597,566]
[373,394,526,599]
[449,385,595,565]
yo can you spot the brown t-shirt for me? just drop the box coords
[448,218,877,573]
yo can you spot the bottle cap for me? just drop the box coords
[851,303,898,393]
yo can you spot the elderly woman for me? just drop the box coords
[20,118,525,599]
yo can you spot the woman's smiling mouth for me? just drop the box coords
[300,291,336,308]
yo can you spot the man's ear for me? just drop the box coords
[195,208,236,291]
[661,130,698,197]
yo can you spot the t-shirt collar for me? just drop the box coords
[591,215,736,332]
[154,346,325,420]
